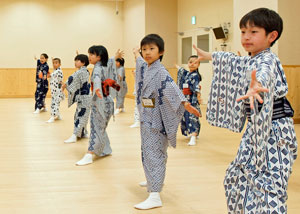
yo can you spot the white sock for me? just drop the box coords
[42,107,47,112]
[64,134,77,143]
[56,115,62,120]
[134,192,162,210]
[33,109,40,114]
[46,117,55,123]
[114,109,120,115]
[76,153,93,166]
[130,122,140,128]
[188,136,196,146]
[139,181,147,187]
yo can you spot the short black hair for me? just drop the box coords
[188,55,201,81]
[53,58,61,64]
[239,8,283,46]
[88,45,108,66]
[140,34,164,61]
[41,53,48,59]
[116,58,125,66]
[74,54,89,66]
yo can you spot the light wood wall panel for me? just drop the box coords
[284,65,300,124]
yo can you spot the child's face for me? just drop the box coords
[88,53,100,65]
[115,61,121,68]
[141,43,163,65]
[40,55,47,64]
[74,60,84,68]
[241,23,277,56]
[188,57,200,72]
[52,60,61,70]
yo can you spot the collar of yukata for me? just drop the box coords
[251,48,271,59]
[147,58,161,68]
[96,61,102,66]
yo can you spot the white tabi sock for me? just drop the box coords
[188,136,196,146]
[56,115,62,120]
[64,134,77,143]
[114,109,120,115]
[76,153,93,166]
[139,181,147,187]
[33,109,41,114]
[42,107,47,112]
[130,122,140,128]
[134,192,162,210]
[46,117,55,123]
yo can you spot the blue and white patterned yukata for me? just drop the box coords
[65,66,91,138]
[88,59,117,157]
[206,49,297,214]
[115,66,128,109]
[177,67,201,136]
[35,60,49,110]
[135,56,186,192]
[49,67,64,117]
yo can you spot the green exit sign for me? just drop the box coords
[191,16,196,25]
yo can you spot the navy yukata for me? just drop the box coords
[177,67,201,136]
[35,60,49,110]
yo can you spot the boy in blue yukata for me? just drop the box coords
[133,34,201,210]
[194,8,297,213]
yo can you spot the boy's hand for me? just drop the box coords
[133,47,140,59]
[34,55,37,61]
[174,63,180,70]
[95,88,102,99]
[236,70,269,109]
[183,102,201,117]
[76,50,79,55]
[192,45,212,62]
[115,49,124,59]
[61,83,66,91]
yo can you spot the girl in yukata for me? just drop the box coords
[176,55,202,145]
[76,46,122,166]
[62,54,91,143]
[193,8,297,214]
[133,34,201,210]
[33,53,49,114]
[114,57,128,115]
[46,58,64,123]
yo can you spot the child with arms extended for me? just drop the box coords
[62,54,91,143]
[176,55,202,145]
[194,8,297,213]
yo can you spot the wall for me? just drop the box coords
[145,0,178,68]
[0,0,124,68]
[278,0,300,65]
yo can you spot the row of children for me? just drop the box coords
[31,7,297,212]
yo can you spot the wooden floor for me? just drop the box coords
[0,98,299,214]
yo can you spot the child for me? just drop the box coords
[114,58,128,115]
[194,8,297,213]
[76,46,122,166]
[62,54,91,143]
[46,58,64,123]
[133,34,200,210]
[176,55,202,145]
[33,53,49,113]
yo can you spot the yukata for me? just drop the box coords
[133,84,140,123]
[115,66,128,109]
[177,67,201,136]
[88,59,117,157]
[65,66,91,138]
[135,56,186,192]
[206,49,297,214]
[49,68,64,117]
[35,60,49,110]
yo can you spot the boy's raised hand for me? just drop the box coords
[115,49,124,59]
[133,47,140,59]
[192,45,212,62]
[184,102,201,117]
[236,70,269,109]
